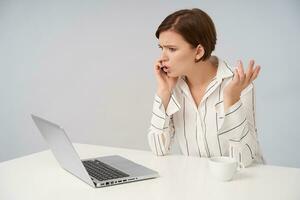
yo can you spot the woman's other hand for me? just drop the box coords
[223,60,260,111]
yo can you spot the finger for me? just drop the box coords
[155,59,163,67]
[237,60,245,83]
[154,61,160,69]
[154,65,161,72]
[250,65,261,81]
[154,64,165,76]
[154,59,163,71]
[248,59,255,69]
[159,60,164,68]
[246,60,254,83]
[249,66,260,82]
[154,67,162,76]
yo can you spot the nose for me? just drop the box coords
[160,49,168,62]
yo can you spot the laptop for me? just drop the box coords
[31,114,159,188]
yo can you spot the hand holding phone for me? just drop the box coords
[153,59,178,94]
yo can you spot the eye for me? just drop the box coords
[169,47,176,52]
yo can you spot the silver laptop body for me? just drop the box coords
[31,114,159,188]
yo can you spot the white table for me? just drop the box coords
[0,143,299,200]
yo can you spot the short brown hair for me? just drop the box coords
[155,8,217,61]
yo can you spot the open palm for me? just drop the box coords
[224,60,260,107]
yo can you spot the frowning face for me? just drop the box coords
[158,30,198,77]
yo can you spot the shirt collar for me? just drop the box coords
[177,57,234,91]
[215,58,234,81]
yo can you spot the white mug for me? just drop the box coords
[208,156,242,181]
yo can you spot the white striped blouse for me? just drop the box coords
[148,58,264,167]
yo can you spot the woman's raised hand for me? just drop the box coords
[223,60,261,111]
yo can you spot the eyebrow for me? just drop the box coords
[158,44,177,48]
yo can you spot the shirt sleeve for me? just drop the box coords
[147,93,180,156]
[217,83,263,167]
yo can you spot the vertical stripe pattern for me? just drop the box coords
[147,58,262,167]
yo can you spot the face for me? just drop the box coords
[158,30,200,77]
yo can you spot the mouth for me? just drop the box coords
[162,66,170,72]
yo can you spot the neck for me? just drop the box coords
[185,56,218,89]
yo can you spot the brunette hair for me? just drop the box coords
[155,8,217,61]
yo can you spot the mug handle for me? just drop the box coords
[237,152,245,171]
[229,147,244,171]
[237,162,244,171]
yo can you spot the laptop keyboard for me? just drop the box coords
[82,160,129,181]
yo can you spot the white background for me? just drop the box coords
[0,0,299,167]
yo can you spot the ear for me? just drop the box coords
[195,44,205,61]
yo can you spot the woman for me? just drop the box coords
[148,8,264,167]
